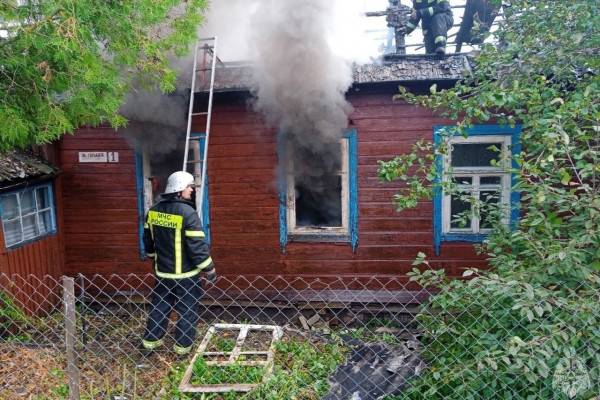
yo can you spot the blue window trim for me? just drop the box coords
[433,124,521,256]
[134,150,146,258]
[135,134,212,260]
[278,129,359,251]
[193,132,212,246]
[0,181,58,250]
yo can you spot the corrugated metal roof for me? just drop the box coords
[0,150,57,185]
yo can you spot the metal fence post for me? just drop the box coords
[63,276,81,400]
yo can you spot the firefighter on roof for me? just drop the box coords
[141,170,216,355]
[405,0,454,55]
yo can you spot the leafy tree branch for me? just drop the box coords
[0,0,207,150]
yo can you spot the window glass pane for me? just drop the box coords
[480,190,501,229]
[452,176,472,185]
[39,210,53,235]
[0,194,19,220]
[451,143,502,167]
[20,189,36,215]
[36,187,50,210]
[3,220,22,246]
[450,195,472,229]
[481,176,502,185]
[22,214,38,241]
[295,175,342,227]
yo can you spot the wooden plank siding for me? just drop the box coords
[51,93,487,292]
[189,93,487,284]
[58,126,150,277]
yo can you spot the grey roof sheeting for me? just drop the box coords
[0,150,57,185]
[197,55,471,93]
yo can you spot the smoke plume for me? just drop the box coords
[248,0,354,225]
[119,87,188,158]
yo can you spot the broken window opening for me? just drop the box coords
[139,132,211,255]
[295,174,342,228]
[286,139,350,238]
[143,148,185,211]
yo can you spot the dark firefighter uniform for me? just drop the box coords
[406,0,454,55]
[142,197,214,354]
[455,0,499,52]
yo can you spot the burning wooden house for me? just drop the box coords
[45,53,521,291]
[1,1,514,301]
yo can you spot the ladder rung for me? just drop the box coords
[196,67,213,72]
[187,160,205,164]
[191,112,208,116]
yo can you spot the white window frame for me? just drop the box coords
[442,135,512,235]
[286,139,350,237]
[0,182,57,248]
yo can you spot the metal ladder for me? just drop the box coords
[182,37,220,224]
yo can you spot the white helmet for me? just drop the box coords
[164,171,194,195]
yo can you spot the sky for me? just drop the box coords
[197,0,477,63]
[1,1,478,56]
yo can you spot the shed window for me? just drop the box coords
[279,129,359,249]
[433,125,521,255]
[0,183,57,248]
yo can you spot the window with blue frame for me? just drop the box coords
[0,182,57,249]
[279,129,358,250]
[135,132,211,259]
[433,125,521,255]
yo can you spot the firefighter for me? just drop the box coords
[405,0,454,55]
[455,0,499,52]
[141,170,216,355]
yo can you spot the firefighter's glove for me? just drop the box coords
[204,268,217,284]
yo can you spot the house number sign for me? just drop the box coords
[78,151,119,163]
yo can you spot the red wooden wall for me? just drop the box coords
[58,126,149,276]
[189,93,488,287]
[52,93,487,288]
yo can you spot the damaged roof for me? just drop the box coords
[197,55,471,93]
[353,54,471,84]
[0,150,57,185]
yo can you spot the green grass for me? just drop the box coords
[162,336,348,400]
[210,336,237,352]
[0,290,33,342]
[0,290,30,324]
[191,359,265,385]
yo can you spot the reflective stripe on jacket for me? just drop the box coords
[406,0,452,34]
[143,198,214,279]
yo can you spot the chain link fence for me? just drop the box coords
[0,273,598,400]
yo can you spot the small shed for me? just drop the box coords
[0,149,63,313]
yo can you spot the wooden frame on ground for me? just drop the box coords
[179,323,284,394]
